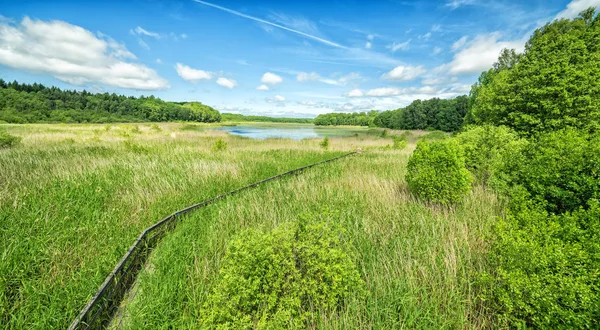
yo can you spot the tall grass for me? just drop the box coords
[0,123,501,329]
[118,143,501,328]
[0,123,351,329]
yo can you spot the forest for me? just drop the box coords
[220,113,313,124]
[314,96,469,132]
[0,80,222,123]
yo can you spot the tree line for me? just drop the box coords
[220,113,313,124]
[313,111,379,126]
[313,96,469,132]
[0,80,221,123]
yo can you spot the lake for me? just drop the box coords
[214,124,365,140]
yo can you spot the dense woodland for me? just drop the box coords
[220,113,313,124]
[0,80,222,123]
[314,96,469,132]
[313,110,379,126]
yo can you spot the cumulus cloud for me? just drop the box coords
[365,41,372,49]
[438,32,525,75]
[345,89,364,97]
[555,0,600,19]
[386,39,411,52]
[297,72,320,82]
[381,65,427,81]
[0,17,169,90]
[216,77,237,89]
[267,95,286,103]
[256,84,269,91]
[175,63,212,82]
[261,72,283,85]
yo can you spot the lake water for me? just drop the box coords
[215,125,360,140]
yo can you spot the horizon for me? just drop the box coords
[0,0,596,118]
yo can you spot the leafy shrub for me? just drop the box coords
[455,125,525,185]
[380,129,388,138]
[392,135,407,150]
[0,128,21,148]
[419,130,447,141]
[212,138,228,152]
[406,139,472,205]
[482,200,600,328]
[319,136,329,150]
[498,128,600,214]
[201,215,363,329]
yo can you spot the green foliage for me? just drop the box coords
[406,139,472,205]
[130,125,141,134]
[123,139,148,153]
[379,129,388,138]
[419,130,448,141]
[498,129,600,215]
[313,110,378,126]
[212,138,228,152]
[220,113,312,124]
[0,128,21,148]
[319,136,329,150]
[455,125,524,185]
[201,214,363,329]
[0,80,221,124]
[467,9,600,135]
[392,135,407,150]
[374,96,469,132]
[150,124,161,132]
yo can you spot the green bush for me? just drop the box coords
[392,135,407,150]
[0,128,21,148]
[499,129,600,214]
[201,215,363,329]
[406,139,472,205]
[419,130,447,141]
[483,200,600,328]
[455,125,524,185]
[319,136,329,150]
[212,138,228,152]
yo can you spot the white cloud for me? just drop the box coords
[0,17,169,90]
[297,72,320,82]
[133,26,161,39]
[175,63,212,82]
[256,84,270,91]
[445,0,476,9]
[386,39,411,52]
[296,72,361,86]
[431,24,441,32]
[261,72,283,85]
[451,36,468,51]
[367,34,374,40]
[419,32,432,41]
[433,47,443,55]
[555,0,600,19]
[345,89,364,97]
[156,58,162,64]
[180,33,188,39]
[267,95,286,103]
[365,41,372,49]
[439,32,525,75]
[216,77,237,89]
[381,65,427,81]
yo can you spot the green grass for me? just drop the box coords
[0,123,501,329]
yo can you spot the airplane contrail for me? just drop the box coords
[192,0,347,49]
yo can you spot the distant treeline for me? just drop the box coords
[0,80,221,123]
[313,111,379,126]
[221,113,313,124]
[314,96,468,132]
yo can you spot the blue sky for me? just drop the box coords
[0,0,598,117]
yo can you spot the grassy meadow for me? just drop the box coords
[1,123,499,329]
